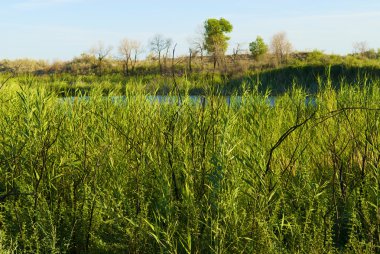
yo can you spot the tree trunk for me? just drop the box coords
[158,52,162,75]
[189,49,192,73]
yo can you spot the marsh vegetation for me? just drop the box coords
[1,14,380,254]
[0,75,379,253]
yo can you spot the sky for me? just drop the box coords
[0,0,380,61]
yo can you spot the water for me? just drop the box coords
[59,95,317,107]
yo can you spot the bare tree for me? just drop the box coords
[189,25,206,69]
[163,38,173,69]
[119,38,142,75]
[149,34,171,75]
[270,32,292,65]
[353,41,369,56]
[90,41,113,76]
[232,43,244,62]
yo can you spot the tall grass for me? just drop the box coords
[0,79,379,253]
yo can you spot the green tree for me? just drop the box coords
[365,48,377,59]
[203,18,233,67]
[249,36,268,60]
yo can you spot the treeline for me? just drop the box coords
[1,50,380,78]
[1,17,380,77]
[2,57,380,98]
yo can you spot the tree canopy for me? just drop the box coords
[249,36,268,59]
[203,18,233,56]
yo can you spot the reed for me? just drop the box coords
[0,78,379,253]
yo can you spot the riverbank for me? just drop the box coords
[2,63,380,97]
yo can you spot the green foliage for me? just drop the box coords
[306,50,325,63]
[203,18,233,55]
[249,36,268,59]
[3,61,380,97]
[364,48,377,59]
[0,77,379,253]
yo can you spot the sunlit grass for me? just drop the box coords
[0,77,379,253]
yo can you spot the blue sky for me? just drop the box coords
[1,0,380,61]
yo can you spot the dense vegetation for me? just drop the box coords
[0,76,379,253]
[2,46,380,98]
[1,14,379,253]
[1,61,380,98]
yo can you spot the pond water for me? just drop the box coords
[60,95,317,107]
